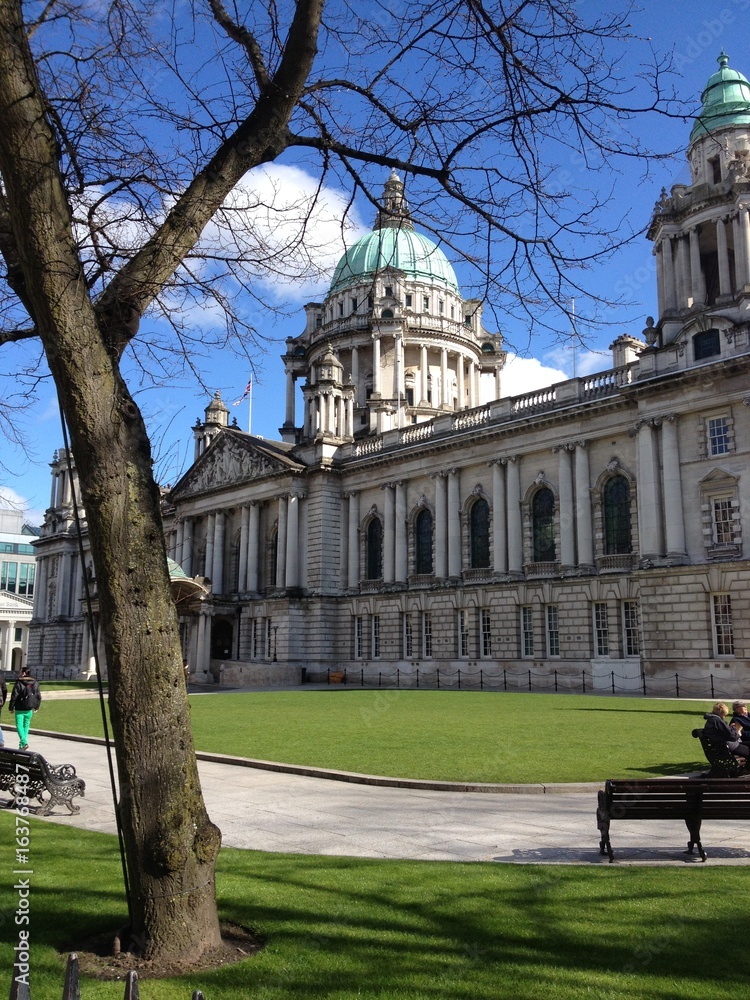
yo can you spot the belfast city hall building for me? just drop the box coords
[28,55,750,693]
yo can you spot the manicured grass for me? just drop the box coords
[0,814,742,1000]
[32,690,711,783]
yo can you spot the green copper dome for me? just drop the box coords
[690,52,750,142]
[329,172,459,294]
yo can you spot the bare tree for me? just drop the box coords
[0,0,679,964]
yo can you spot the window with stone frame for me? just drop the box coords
[457,609,470,657]
[353,614,364,659]
[415,508,434,574]
[371,615,381,658]
[521,606,534,657]
[603,475,632,554]
[546,605,560,658]
[693,329,720,361]
[622,601,641,657]
[365,517,383,580]
[480,608,493,657]
[593,603,609,657]
[532,487,556,562]
[403,612,414,658]
[699,470,741,559]
[706,415,732,456]
[422,611,433,657]
[712,593,734,656]
[469,497,490,568]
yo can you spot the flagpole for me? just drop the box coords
[247,379,253,435]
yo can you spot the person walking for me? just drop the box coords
[9,667,41,750]
[0,674,7,747]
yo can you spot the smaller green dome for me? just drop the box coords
[690,52,750,142]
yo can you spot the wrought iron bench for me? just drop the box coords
[0,746,85,815]
[692,727,746,777]
[596,777,750,862]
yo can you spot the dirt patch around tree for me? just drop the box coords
[68,923,264,981]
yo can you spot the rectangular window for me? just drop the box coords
[403,613,413,658]
[18,563,35,597]
[338,301,344,317]
[14,627,23,642]
[712,496,734,544]
[385,285,393,297]
[480,608,492,658]
[422,612,433,658]
[546,605,560,658]
[623,601,641,656]
[1,561,18,593]
[354,615,364,659]
[438,299,444,314]
[405,294,413,308]
[594,603,609,657]
[713,594,734,656]
[423,295,430,312]
[708,416,730,456]
[371,615,381,659]
[521,606,534,658]
[457,610,469,658]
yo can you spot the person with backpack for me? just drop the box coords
[9,667,41,750]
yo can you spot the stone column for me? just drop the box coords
[345,394,354,437]
[244,503,258,592]
[286,492,301,588]
[238,505,249,591]
[372,335,382,395]
[491,460,507,573]
[733,215,745,291]
[433,472,448,578]
[276,496,288,589]
[506,457,523,574]
[742,206,750,286]
[351,346,360,405]
[660,415,686,559]
[716,217,732,297]
[395,481,408,583]
[393,333,404,401]
[441,348,449,407]
[174,519,183,562]
[689,227,705,305]
[419,343,429,404]
[574,441,594,567]
[183,517,193,576]
[212,510,225,594]
[635,419,662,559]
[348,491,360,589]
[447,468,461,576]
[556,445,575,568]
[457,355,465,409]
[204,513,215,580]
[284,369,295,426]
[49,471,58,509]
[677,235,690,309]
[493,365,501,400]
[382,484,395,583]
[661,236,677,312]
[468,360,477,407]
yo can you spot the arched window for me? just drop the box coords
[366,519,383,579]
[532,487,556,562]
[415,509,433,574]
[603,476,632,554]
[470,498,490,568]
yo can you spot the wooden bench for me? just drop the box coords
[0,746,85,815]
[692,727,746,777]
[596,778,750,862]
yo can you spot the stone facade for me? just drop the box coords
[28,56,750,692]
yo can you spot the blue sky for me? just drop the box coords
[2,0,749,524]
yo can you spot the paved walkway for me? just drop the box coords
[7,731,750,866]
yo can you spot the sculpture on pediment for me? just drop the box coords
[181,440,285,494]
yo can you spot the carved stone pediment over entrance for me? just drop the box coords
[171,431,303,499]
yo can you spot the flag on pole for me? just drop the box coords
[232,378,252,406]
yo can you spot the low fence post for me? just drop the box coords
[554,669,558,692]
[360,668,364,687]
[416,668,419,688]
[343,667,347,686]
[397,668,400,688]
[582,670,586,694]
[379,671,382,688]
[642,672,647,697]
[675,673,680,698]
[503,668,507,691]
[480,669,484,690]
[327,667,330,685]
[458,669,461,690]
[528,669,531,691]
[711,673,715,698]
[611,671,615,695]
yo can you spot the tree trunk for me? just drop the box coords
[0,0,221,961]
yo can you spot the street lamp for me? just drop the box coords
[272,625,278,662]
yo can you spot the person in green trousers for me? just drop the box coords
[9,667,41,750]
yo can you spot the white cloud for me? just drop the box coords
[499,354,569,397]
[0,486,44,526]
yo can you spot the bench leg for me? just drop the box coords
[596,792,615,861]
[684,819,706,862]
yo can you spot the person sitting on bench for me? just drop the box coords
[730,700,750,743]
[704,702,749,762]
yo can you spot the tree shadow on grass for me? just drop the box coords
[623,761,709,776]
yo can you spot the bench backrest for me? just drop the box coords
[692,728,743,776]
[0,748,47,780]
[604,778,750,819]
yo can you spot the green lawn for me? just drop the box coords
[32,690,712,783]
[0,814,742,1000]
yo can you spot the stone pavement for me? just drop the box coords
[7,730,750,866]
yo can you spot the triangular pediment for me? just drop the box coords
[699,467,739,486]
[171,430,305,500]
[0,590,34,614]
